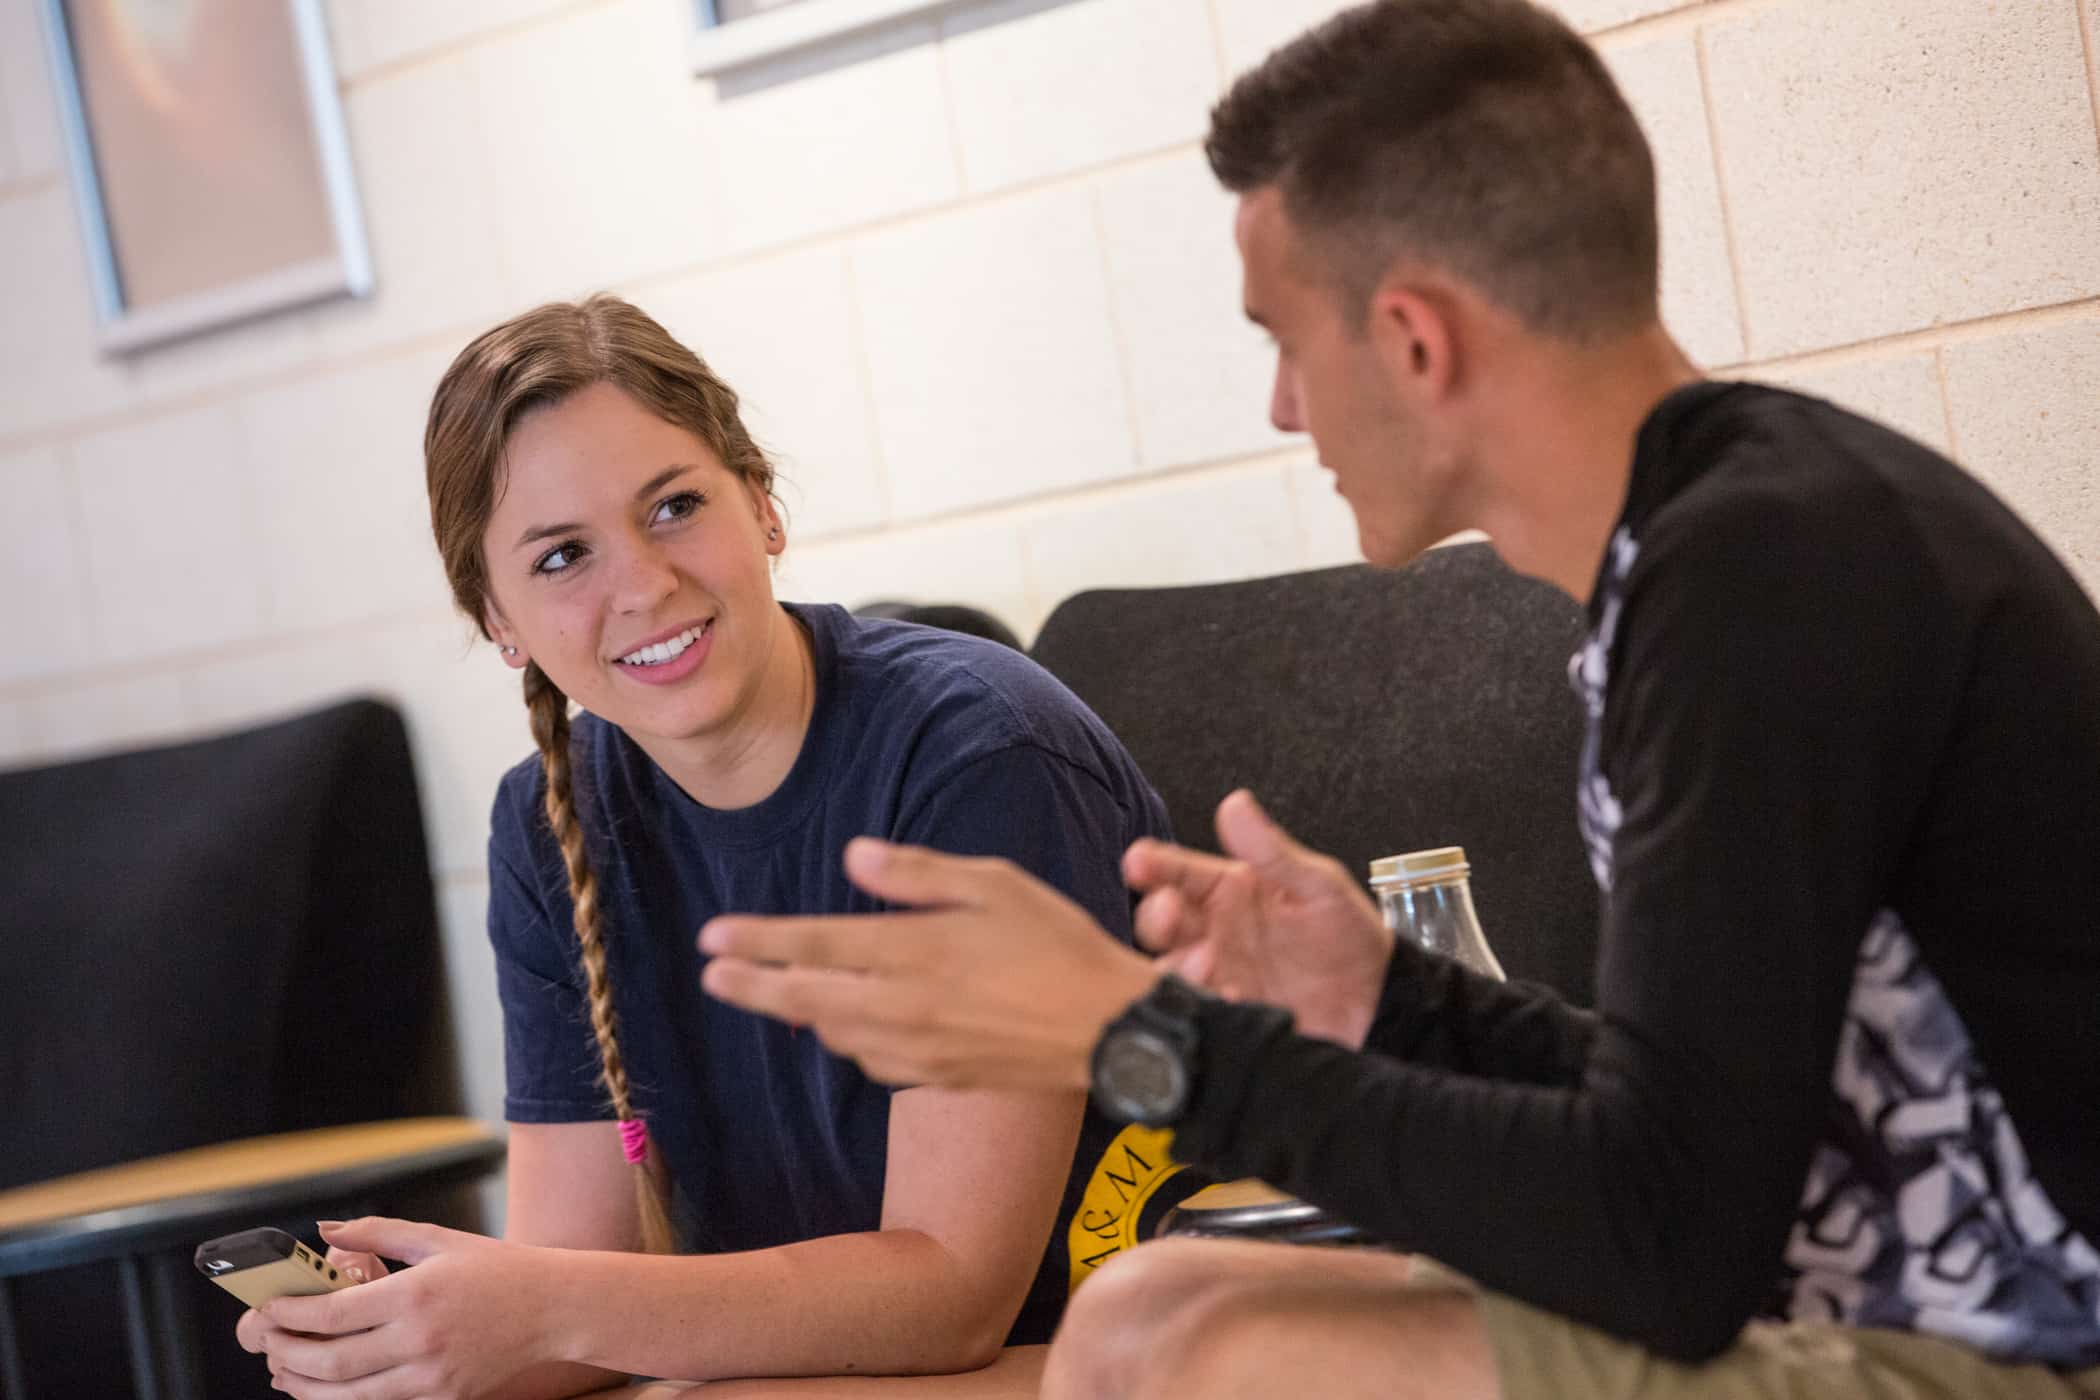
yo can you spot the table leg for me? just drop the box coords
[144,1253,203,1400]
[117,1256,161,1400]
[0,1275,30,1400]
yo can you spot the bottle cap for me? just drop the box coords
[1368,846,1470,887]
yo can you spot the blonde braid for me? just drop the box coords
[523,663,679,1255]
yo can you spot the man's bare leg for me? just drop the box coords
[1044,1238,1500,1400]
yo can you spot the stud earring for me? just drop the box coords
[767,526,781,541]
[501,645,519,657]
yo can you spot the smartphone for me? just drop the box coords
[194,1227,353,1308]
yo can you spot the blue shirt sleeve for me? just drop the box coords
[891,742,1143,947]
[487,833,615,1125]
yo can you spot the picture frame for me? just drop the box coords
[38,0,373,354]
[692,0,976,78]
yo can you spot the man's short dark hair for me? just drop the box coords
[1206,0,1659,340]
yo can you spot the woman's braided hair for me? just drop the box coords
[425,296,775,1253]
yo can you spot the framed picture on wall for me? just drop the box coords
[692,0,976,77]
[38,0,372,354]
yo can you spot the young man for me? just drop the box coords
[698,1,2100,1395]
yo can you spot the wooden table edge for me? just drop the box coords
[0,1118,505,1277]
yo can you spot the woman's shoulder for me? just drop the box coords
[806,603,1131,778]
[819,606,1059,722]
[486,713,633,857]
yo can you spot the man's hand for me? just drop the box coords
[700,838,1160,1090]
[1124,789,1393,1047]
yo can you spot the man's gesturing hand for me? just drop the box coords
[700,838,1161,1090]
[1123,789,1393,1048]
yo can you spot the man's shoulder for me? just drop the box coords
[1664,385,1955,522]
[1633,383,2026,593]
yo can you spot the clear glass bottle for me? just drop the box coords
[1369,846,1506,981]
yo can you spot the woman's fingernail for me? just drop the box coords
[316,1219,343,1229]
[347,1266,366,1282]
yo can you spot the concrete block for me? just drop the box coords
[324,0,576,80]
[1942,316,2100,596]
[701,20,959,257]
[191,614,525,879]
[473,0,725,299]
[643,247,888,541]
[235,348,454,633]
[0,447,94,684]
[1095,152,1298,470]
[181,628,411,736]
[434,872,510,1233]
[0,189,141,436]
[1705,0,2100,357]
[1754,354,1950,456]
[73,404,267,661]
[1213,0,1700,83]
[1540,0,1703,34]
[777,514,1036,642]
[943,0,1215,192]
[850,186,1136,519]
[0,0,63,183]
[1284,456,1365,570]
[1599,33,1742,368]
[1212,0,1355,78]
[309,58,515,358]
[1022,466,1301,617]
[130,306,322,409]
[382,615,539,876]
[435,875,508,1124]
[18,672,194,766]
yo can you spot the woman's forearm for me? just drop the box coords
[532,1227,1015,1384]
[483,1359,630,1400]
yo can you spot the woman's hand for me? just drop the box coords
[237,1217,561,1400]
[1123,789,1393,1047]
[320,1217,389,1285]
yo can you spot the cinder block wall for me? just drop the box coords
[1,0,2095,1179]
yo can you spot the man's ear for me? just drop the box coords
[485,604,528,669]
[1369,276,1458,401]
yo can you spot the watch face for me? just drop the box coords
[1099,1029,1187,1123]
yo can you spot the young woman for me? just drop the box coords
[235,296,1171,1398]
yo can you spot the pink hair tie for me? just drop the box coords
[618,1117,649,1165]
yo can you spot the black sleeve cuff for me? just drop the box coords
[1168,996,1301,1173]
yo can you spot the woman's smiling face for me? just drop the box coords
[480,380,788,747]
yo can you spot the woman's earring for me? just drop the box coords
[501,645,519,657]
[767,526,781,541]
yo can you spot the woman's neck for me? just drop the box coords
[635,605,818,811]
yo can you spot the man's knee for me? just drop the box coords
[1126,1264,1497,1400]
[1064,1238,1238,1341]
[1059,1241,1226,1360]
[1048,1239,1257,1399]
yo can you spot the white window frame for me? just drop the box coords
[691,0,979,78]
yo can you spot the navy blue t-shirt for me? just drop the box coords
[485,602,1174,1344]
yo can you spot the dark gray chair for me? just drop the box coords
[0,700,484,1399]
[1029,542,1599,1003]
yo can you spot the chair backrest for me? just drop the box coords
[0,698,459,1191]
[1030,543,1599,1002]
[0,699,462,1397]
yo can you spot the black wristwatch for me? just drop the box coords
[1090,974,1204,1126]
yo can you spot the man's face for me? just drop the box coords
[1235,189,1461,568]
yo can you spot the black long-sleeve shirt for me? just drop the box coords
[1170,383,2100,1366]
